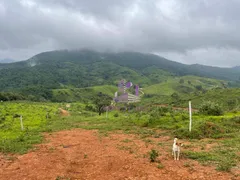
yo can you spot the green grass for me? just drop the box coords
[0,102,85,153]
[157,163,164,169]
[0,102,60,153]
[187,88,240,110]
[52,85,117,102]
[91,85,118,96]
[183,148,239,172]
[144,75,225,96]
[0,101,239,172]
[142,77,240,111]
[149,149,159,162]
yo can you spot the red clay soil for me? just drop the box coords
[0,129,238,180]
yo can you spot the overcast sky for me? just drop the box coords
[0,0,240,67]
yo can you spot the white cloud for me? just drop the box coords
[159,48,240,67]
[0,0,240,67]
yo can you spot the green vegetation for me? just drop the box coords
[157,162,164,169]
[52,85,117,103]
[149,149,159,162]
[0,101,239,172]
[55,176,71,180]
[0,50,240,173]
[0,50,240,101]
[0,102,59,153]
[144,75,225,96]
[199,101,223,116]
[187,88,240,110]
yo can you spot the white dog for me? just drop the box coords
[172,138,183,160]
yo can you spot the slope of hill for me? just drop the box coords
[181,88,240,110]
[0,49,239,101]
[144,76,226,96]
[52,85,117,102]
[141,76,227,105]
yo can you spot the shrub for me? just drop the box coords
[216,161,232,172]
[199,122,225,138]
[174,128,203,139]
[149,149,159,162]
[171,92,180,100]
[149,106,172,118]
[114,113,119,117]
[179,79,184,84]
[0,116,6,123]
[85,104,95,111]
[199,101,223,116]
[181,113,188,120]
[227,99,238,110]
[174,121,225,139]
[195,85,203,91]
[120,107,127,111]
[140,120,149,127]
[157,163,164,169]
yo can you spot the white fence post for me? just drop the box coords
[189,101,192,132]
[20,115,24,131]
[106,107,108,119]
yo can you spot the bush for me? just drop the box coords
[174,128,203,139]
[85,104,95,111]
[174,121,225,139]
[216,161,233,172]
[179,79,184,84]
[114,113,119,117]
[229,116,240,124]
[139,119,149,127]
[181,113,188,120]
[171,92,180,100]
[120,107,127,111]
[199,122,225,138]
[149,149,159,162]
[227,99,238,110]
[199,101,223,116]
[149,106,172,118]
[195,85,203,91]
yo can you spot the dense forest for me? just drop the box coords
[0,50,239,101]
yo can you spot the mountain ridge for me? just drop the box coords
[0,50,239,95]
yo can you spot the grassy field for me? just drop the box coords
[0,102,60,153]
[0,101,239,172]
[142,77,240,111]
[52,85,117,102]
[144,75,225,96]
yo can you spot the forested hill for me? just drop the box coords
[0,50,239,94]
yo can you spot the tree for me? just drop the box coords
[227,99,238,110]
[199,101,223,116]
[179,79,184,84]
[93,92,112,115]
[171,92,180,100]
[195,85,203,91]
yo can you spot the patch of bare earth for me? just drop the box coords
[0,129,237,180]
